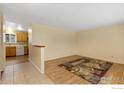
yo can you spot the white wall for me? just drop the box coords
[31,23,77,61]
[0,13,5,72]
[29,22,124,65]
[77,23,124,64]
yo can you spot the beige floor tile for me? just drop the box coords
[1,77,13,84]
[1,56,54,84]
[5,65,13,72]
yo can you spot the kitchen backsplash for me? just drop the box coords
[5,42,28,47]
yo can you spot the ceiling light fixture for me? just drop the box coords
[28,28,32,33]
[17,25,23,30]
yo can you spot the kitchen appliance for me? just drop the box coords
[16,45,24,56]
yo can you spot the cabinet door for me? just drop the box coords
[21,32,25,42]
[24,32,28,42]
[22,32,28,42]
[6,47,16,57]
[16,32,22,42]
[6,47,10,57]
[9,47,16,56]
[16,32,28,42]
[24,46,28,55]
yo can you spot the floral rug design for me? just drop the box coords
[59,57,113,84]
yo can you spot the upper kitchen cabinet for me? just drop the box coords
[23,32,28,42]
[16,32,21,42]
[16,31,28,42]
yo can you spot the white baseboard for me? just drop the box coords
[29,58,43,74]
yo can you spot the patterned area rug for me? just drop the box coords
[59,57,113,84]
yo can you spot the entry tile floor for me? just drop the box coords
[6,55,29,66]
[0,56,54,84]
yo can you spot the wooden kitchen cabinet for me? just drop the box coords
[21,32,28,42]
[6,47,10,57]
[16,32,21,42]
[6,47,16,57]
[24,46,28,55]
[24,32,28,42]
[16,32,28,42]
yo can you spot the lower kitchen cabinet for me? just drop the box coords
[6,47,16,57]
[24,46,28,55]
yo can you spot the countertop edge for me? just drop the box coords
[32,45,45,48]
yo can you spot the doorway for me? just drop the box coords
[5,22,29,66]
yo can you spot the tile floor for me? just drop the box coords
[6,55,29,66]
[0,56,54,84]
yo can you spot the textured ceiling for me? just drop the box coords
[1,3,124,31]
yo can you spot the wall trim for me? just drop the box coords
[29,58,43,74]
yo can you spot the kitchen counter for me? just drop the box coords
[5,43,28,47]
[32,45,45,47]
[30,44,45,73]
[5,43,29,57]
